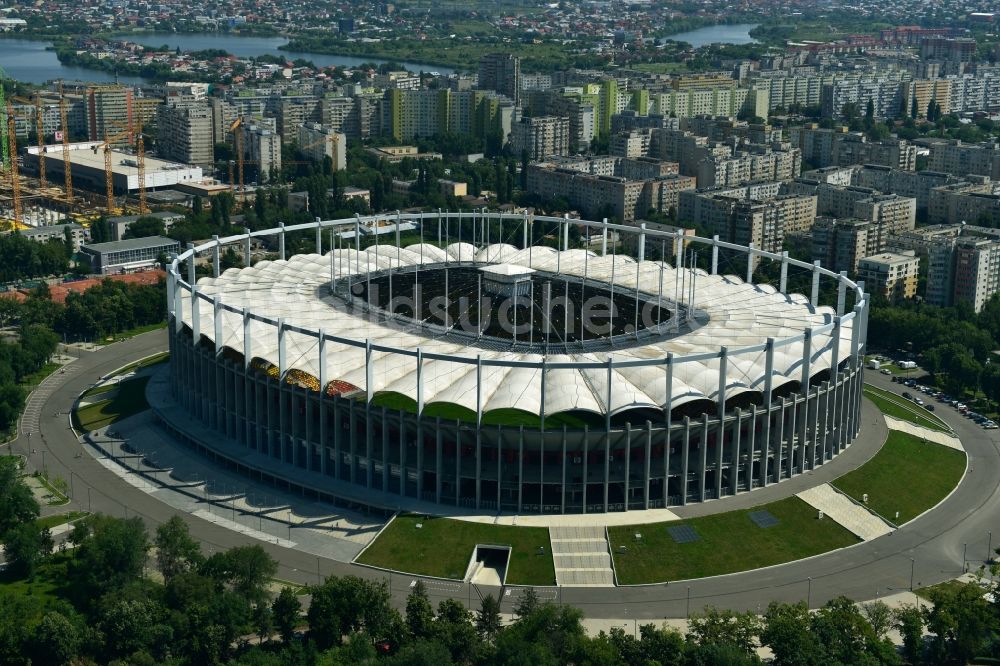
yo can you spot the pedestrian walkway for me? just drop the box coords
[884,416,964,451]
[796,484,895,541]
[549,526,615,587]
[20,356,78,436]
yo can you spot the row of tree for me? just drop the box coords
[0,323,58,433]
[0,233,72,284]
[3,278,167,344]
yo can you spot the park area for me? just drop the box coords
[356,514,555,585]
[73,376,152,432]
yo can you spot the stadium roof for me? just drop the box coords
[181,243,854,418]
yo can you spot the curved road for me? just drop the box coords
[18,331,1000,619]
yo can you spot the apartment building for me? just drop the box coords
[927,178,998,224]
[925,139,1000,179]
[510,116,571,161]
[156,97,214,168]
[526,158,694,221]
[856,251,920,302]
[812,217,884,274]
[244,121,282,183]
[478,53,521,106]
[789,125,916,170]
[86,86,134,144]
[695,144,801,188]
[926,234,1000,311]
[677,189,817,253]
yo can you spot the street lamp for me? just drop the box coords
[807,577,813,608]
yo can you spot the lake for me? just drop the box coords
[0,39,146,85]
[131,33,458,75]
[662,23,759,48]
[0,33,457,86]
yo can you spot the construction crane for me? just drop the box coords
[135,114,147,214]
[9,95,49,189]
[5,101,21,226]
[93,124,133,215]
[0,67,8,174]
[57,83,74,212]
[299,131,342,167]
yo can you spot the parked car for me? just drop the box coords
[902,391,912,399]
[880,368,891,375]
[925,404,935,411]
[915,398,925,406]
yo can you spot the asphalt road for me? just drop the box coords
[17,333,1000,619]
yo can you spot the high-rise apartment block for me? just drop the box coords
[478,53,521,106]
[157,96,214,168]
[510,116,570,161]
[86,86,134,143]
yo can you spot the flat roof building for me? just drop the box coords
[857,251,920,302]
[26,142,203,195]
[79,236,180,275]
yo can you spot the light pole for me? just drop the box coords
[807,577,813,608]
[964,542,968,572]
[686,586,691,618]
[910,558,915,592]
[989,532,993,564]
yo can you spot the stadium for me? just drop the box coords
[164,212,869,515]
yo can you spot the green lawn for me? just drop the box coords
[73,376,152,432]
[914,579,973,601]
[358,514,555,585]
[109,351,170,377]
[863,386,950,433]
[832,431,966,525]
[608,496,859,584]
[35,511,88,531]
[97,322,167,345]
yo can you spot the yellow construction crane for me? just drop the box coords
[58,83,73,211]
[93,123,133,215]
[5,101,21,225]
[135,114,147,214]
[9,95,49,189]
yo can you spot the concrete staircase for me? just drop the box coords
[549,526,616,587]
[797,483,895,541]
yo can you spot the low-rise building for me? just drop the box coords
[17,223,85,252]
[79,236,180,275]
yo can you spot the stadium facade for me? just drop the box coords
[164,212,869,514]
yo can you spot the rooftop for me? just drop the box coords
[81,236,180,254]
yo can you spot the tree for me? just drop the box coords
[894,604,925,665]
[924,580,992,664]
[865,98,875,127]
[476,593,503,643]
[513,587,540,618]
[860,600,894,642]
[201,544,277,606]
[911,96,919,119]
[308,576,397,649]
[29,612,80,666]
[272,586,301,644]
[1,523,52,578]
[70,515,150,594]
[761,601,825,666]
[687,606,761,656]
[406,580,435,639]
[123,216,166,240]
[0,457,40,537]
[154,515,203,581]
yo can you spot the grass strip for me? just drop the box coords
[358,514,555,586]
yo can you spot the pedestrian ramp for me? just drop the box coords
[796,483,894,541]
[549,526,615,587]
